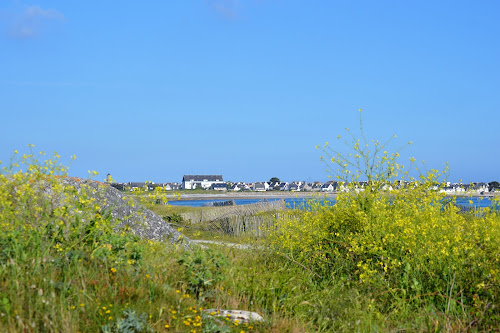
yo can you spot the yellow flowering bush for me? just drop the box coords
[0,146,271,332]
[269,118,499,325]
[0,148,167,331]
[0,149,138,264]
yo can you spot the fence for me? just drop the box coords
[195,213,295,237]
[179,200,287,224]
[456,204,491,217]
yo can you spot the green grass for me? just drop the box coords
[2,195,498,331]
[148,204,267,244]
[1,149,499,332]
[150,204,206,216]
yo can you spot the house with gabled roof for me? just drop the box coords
[162,182,181,191]
[229,184,241,191]
[321,181,338,192]
[182,175,224,190]
[110,183,126,191]
[148,183,162,191]
[128,182,148,191]
[312,182,323,191]
[278,182,289,191]
[253,183,267,191]
[211,183,228,191]
[230,183,250,191]
[289,181,308,192]
[471,182,489,194]
[303,182,313,191]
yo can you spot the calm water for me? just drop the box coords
[167,198,309,208]
[167,196,494,209]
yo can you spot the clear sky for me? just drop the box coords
[1,1,499,183]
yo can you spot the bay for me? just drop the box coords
[167,196,495,209]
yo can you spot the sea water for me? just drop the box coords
[167,196,495,209]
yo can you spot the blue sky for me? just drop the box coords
[1,1,499,183]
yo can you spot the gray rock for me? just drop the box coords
[59,178,190,247]
[203,309,265,323]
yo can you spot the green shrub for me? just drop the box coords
[268,115,500,329]
[102,309,153,333]
[162,213,183,224]
[178,247,229,299]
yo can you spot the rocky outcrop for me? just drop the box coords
[60,178,190,247]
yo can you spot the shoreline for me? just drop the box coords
[167,192,336,201]
[165,192,497,201]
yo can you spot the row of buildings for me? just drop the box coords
[108,174,496,194]
[109,174,326,192]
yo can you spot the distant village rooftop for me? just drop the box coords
[108,172,499,195]
[182,175,223,182]
[182,175,224,190]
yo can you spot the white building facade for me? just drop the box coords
[182,175,224,189]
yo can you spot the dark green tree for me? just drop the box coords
[269,177,280,184]
[489,181,500,192]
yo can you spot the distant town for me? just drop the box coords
[107,174,499,195]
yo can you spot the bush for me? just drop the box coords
[0,149,197,332]
[162,213,183,224]
[102,309,153,333]
[178,247,229,299]
[268,115,500,329]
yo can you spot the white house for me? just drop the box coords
[211,183,228,191]
[229,184,241,191]
[439,183,485,195]
[128,182,148,191]
[253,183,267,191]
[321,182,337,192]
[163,182,181,191]
[230,183,250,191]
[471,182,489,194]
[289,181,309,192]
[182,175,224,190]
[278,182,290,191]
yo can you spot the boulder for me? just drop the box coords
[203,309,265,323]
[60,177,190,247]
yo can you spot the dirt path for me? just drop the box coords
[191,239,258,250]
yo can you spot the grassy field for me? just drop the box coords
[1,150,499,332]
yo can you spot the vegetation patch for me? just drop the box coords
[1,133,499,332]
